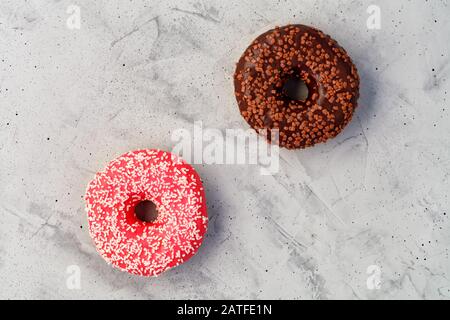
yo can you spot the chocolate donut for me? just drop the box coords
[234,24,360,149]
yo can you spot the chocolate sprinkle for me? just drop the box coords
[234,24,360,149]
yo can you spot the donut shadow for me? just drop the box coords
[171,165,228,273]
[84,167,228,291]
[353,58,378,127]
[316,47,379,150]
[93,170,228,296]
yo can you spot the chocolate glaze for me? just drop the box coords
[234,24,360,149]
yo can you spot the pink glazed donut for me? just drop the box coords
[85,149,208,277]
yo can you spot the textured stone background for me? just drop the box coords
[0,0,449,299]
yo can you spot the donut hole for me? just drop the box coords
[282,77,309,101]
[134,200,159,223]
